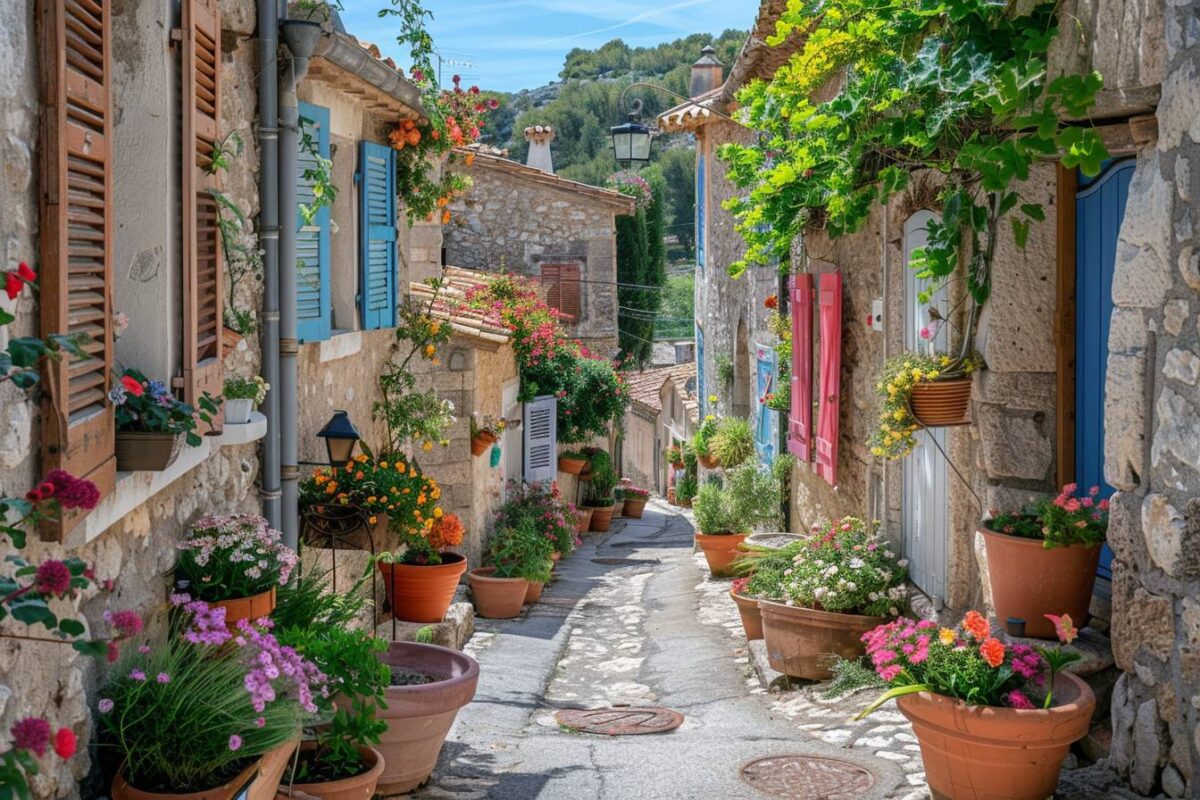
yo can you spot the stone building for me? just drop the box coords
[443,128,636,356]
[620,363,699,493]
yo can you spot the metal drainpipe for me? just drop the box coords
[277,20,316,550]
[258,0,281,531]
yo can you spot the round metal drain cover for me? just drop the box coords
[740,755,875,799]
[555,706,684,736]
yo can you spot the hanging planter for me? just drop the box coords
[557,453,588,475]
[869,353,982,459]
[116,431,184,472]
[909,377,973,427]
[470,431,497,457]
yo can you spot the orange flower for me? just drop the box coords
[441,210,452,224]
[464,152,474,166]
[963,610,990,640]
[402,119,415,132]
[355,471,364,481]
[368,516,378,525]
[979,637,1006,668]
[406,129,421,147]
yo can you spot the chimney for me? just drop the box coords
[524,125,555,174]
[689,45,724,99]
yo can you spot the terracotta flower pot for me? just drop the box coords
[248,739,299,800]
[374,642,479,796]
[909,377,973,427]
[666,488,676,505]
[222,326,244,357]
[980,524,1102,639]
[468,567,527,619]
[575,508,593,533]
[898,671,1095,800]
[470,431,496,457]
[377,553,468,624]
[730,590,763,640]
[283,745,384,800]
[759,600,886,680]
[622,498,647,518]
[694,532,747,577]
[115,431,184,472]
[524,580,544,604]
[698,453,719,470]
[558,456,587,475]
[588,504,615,532]
[212,586,277,630]
[113,759,262,800]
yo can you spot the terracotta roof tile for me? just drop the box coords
[409,267,512,349]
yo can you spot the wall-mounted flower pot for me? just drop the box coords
[898,671,1095,800]
[113,758,261,800]
[222,326,244,357]
[694,532,747,577]
[759,600,885,680]
[115,431,183,472]
[373,642,479,796]
[468,567,527,619]
[225,398,254,425]
[622,499,647,518]
[909,377,973,427]
[587,504,615,532]
[278,19,323,59]
[470,431,497,457]
[558,455,587,475]
[377,553,468,624]
[980,524,1102,639]
[730,590,763,640]
[284,744,384,800]
[212,586,276,629]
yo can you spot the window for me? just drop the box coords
[358,140,397,329]
[296,102,332,342]
[540,263,581,323]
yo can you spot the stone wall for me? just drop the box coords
[621,408,659,492]
[1104,2,1200,793]
[444,160,622,353]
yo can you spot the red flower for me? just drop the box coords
[104,609,144,639]
[962,610,990,640]
[5,272,24,300]
[764,294,778,309]
[979,637,1006,668]
[53,727,77,759]
[120,375,145,397]
[11,717,51,756]
[34,560,72,595]
[17,262,36,282]
[45,469,100,510]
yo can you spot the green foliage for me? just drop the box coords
[674,474,698,503]
[273,563,368,633]
[583,450,618,506]
[297,116,336,227]
[691,416,718,458]
[414,626,435,644]
[870,352,981,459]
[613,173,667,367]
[487,517,554,583]
[222,375,268,404]
[206,132,262,336]
[495,482,578,556]
[711,416,755,468]
[715,353,734,389]
[693,483,736,535]
[175,515,296,603]
[656,271,695,341]
[733,541,807,599]
[724,462,783,532]
[821,658,885,699]
[112,368,220,448]
[988,483,1108,548]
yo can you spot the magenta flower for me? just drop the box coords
[11,717,51,756]
[34,560,72,595]
[45,469,101,510]
[228,734,242,751]
[104,609,144,639]
[129,670,146,682]
[1006,690,1036,709]
[156,672,171,684]
[98,699,114,713]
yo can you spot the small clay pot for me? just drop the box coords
[694,532,747,577]
[909,377,973,427]
[283,745,383,800]
[467,567,527,619]
[622,499,647,518]
[730,590,763,640]
[470,431,497,457]
[588,505,615,532]
[557,456,588,475]
[211,586,276,629]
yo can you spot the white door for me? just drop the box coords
[902,210,949,604]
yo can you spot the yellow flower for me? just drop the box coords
[940,356,951,366]
[380,460,388,469]
[938,628,956,646]
[430,321,442,335]
[892,410,905,421]
[424,344,437,358]
[708,394,718,404]
[926,370,939,380]
[355,454,369,463]
[367,496,377,504]
[434,507,444,519]
[911,368,923,380]
[870,446,884,457]
[368,515,378,525]
[422,441,433,452]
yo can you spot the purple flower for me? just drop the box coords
[156,672,171,684]
[129,670,146,682]
[98,699,114,714]
[228,734,242,751]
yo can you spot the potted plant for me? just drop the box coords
[665,444,684,469]
[757,516,908,679]
[494,481,579,565]
[981,483,1107,639]
[710,416,755,469]
[857,611,1095,800]
[582,450,618,532]
[175,515,298,629]
[692,416,719,469]
[111,368,220,471]
[374,511,467,624]
[619,485,650,518]
[692,483,744,576]
[469,517,551,617]
[674,474,697,508]
[222,375,268,425]
[557,449,589,475]
[869,353,983,458]
[728,540,807,642]
[469,415,504,457]
[100,599,320,800]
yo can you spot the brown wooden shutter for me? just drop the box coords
[38,0,117,538]
[559,264,581,324]
[540,264,562,310]
[180,0,223,431]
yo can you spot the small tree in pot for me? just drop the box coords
[583,451,619,532]
[692,482,743,577]
[470,518,554,618]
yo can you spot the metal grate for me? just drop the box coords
[555,706,684,736]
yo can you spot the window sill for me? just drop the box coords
[75,417,269,546]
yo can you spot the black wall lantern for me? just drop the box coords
[610,99,653,166]
[316,410,361,466]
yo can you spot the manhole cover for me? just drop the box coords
[739,755,875,799]
[555,706,684,736]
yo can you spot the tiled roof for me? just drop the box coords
[408,267,511,349]
[623,362,698,416]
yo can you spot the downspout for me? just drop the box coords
[277,17,320,550]
[258,0,281,530]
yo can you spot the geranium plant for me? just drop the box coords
[111,368,220,447]
[987,483,1108,549]
[870,352,982,459]
[175,515,298,603]
[487,516,554,584]
[494,481,580,557]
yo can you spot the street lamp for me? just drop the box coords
[610,99,653,166]
[316,410,361,466]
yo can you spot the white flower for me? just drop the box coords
[848,557,865,570]
[889,606,899,616]
[897,558,909,568]
[845,581,856,591]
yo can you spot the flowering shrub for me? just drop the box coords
[987,482,1108,549]
[222,375,269,405]
[771,517,908,617]
[617,485,650,502]
[857,610,1083,718]
[488,515,555,583]
[606,171,654,209]
[494,481,580,557]
[175,515,297,602]
[869,352,981,459]
[111,367,220,447]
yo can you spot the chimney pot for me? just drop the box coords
[524,125,555,174]
[690,44,724,99]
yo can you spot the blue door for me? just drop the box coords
[754,343,777,463]
[1075,159,1135,580]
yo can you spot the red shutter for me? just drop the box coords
[180,0,223,432]
[815,272,842,486]
[38,0,117,539]
[787,273,813,462]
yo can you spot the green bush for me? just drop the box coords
[725,462,783,532]
[693,483,736,535]
[488,517,554,583]
[584,450,618,506]
[712,416,755,468]
[675,474,698,503]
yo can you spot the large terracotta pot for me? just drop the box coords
[980,524,1101,639]
[588,504,615,532]
[247,739,298,800]
[377,553,468,624]
[898,671,1095,800]
[113,760,262,800]
[467,567,527,619]
[524,580,545,604]
[909,377,973,427]
[730,590,763,640]
[282,746,383,800]
[759,600,886,680]
[575,507,593,534]
[558,456,587,475]
[374,642,479,796]
[212,586,277,629]
[694,532,747,577]
[115,431,183,472]
[622,498,647,518]
[698,453,719,470]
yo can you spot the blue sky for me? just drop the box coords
[336,1,752,93]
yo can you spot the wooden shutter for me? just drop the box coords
[297,102,331,341]
[814,272,842,486]
[359,140,397,330]
[787,273,813,463]
[523,394,557,484]
[181,0,223,430]
[559,264,581,322]
[540,264,561,309]
[38,0,117,537]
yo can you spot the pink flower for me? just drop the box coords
[156,672,171,684]
[1006,690,1035,709]
[98,699,114,713]
[879,664,902,682]
[34,560,72,595]
[919,326,933,340]
[129,669,146,682]
[228,734,242,751]
[11,717,51,756]
[104,610,144,639]
[1045,613,1078,644]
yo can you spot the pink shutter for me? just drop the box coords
[815,272,843,486]
[787,273,814,462]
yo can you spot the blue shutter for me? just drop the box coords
[359,141,397,329]
[755,342,778,463]
[696,323,706,417]
[696,152,706,269]
[297,102,331,342]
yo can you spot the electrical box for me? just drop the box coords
[867,298,884,332]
